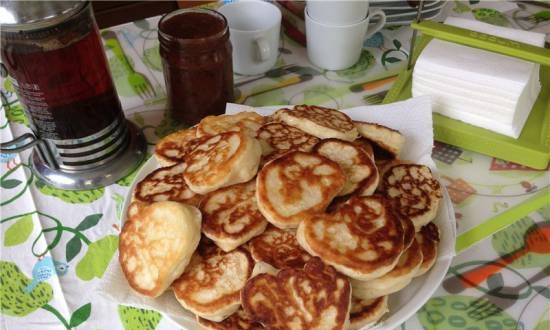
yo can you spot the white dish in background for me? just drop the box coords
[371,0,441,10]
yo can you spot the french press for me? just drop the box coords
[0,1,146,190]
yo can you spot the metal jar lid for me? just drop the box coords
[0,0,86,32]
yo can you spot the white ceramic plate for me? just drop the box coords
[119,103,456,329]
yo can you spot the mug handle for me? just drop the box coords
[254,37,271,62]
[365,9,387,39]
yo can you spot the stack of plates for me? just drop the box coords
[371,0,446,26]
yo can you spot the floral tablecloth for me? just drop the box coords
[1,1,549,329]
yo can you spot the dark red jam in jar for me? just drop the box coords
[158,9,234,125]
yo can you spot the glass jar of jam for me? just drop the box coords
[158,8,234,125]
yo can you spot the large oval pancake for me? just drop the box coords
[248,225,311,270]
[414,222,440,277]
[313,138,378,196]
[241,257,351,330]
[349,296,388,330]
[197,308,264,330]
[257,122,320,156]
[274,105,358,141]
[380,164,442,231]
[297,195,405,281]
[133,163,202,206]
[256,151,346,229]
[350,238,423,300]
[184,131,262,194]
[172,244,254,322]
[119,201,201,298]
[197,112,264,137]
[154,127,204,166]
[200,180,268,252]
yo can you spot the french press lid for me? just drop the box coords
[0,0,86,32]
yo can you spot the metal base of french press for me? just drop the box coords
[31,121,147,190]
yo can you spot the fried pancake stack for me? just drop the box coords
[119,105,443,330]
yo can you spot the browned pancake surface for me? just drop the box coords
[415,222,440,276]
[249,225,311,269]
[350,296,387,329]
[155,127,205,164]
[134,163,202,206]
[242,257,351,330]
[299,195,404,279]
[258,122,320,154]
[276,105,356,136]
[200,180,268,250]
[198,309,264,330]
[256,151,345,228]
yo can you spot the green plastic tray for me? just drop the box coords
[384,21,550,170]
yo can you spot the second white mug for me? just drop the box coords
[305,8,386,71]
[218,0,281,75]
[306,0,369,25]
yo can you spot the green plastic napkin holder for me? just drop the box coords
[384,21,550,170]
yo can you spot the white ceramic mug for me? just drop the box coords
[305,8,386,70]
[306,0,369,25]
[218,0,281,75]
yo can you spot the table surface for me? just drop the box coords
[1,1,549,330]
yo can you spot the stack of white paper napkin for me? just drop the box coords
[412,17,545,138]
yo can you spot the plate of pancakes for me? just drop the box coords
[114,101,455,330]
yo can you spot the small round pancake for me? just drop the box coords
[354,121,404,159]
[256,151,346,229]
[200,180,268,252]
[133,163,202,207]
[415,222,440,277]
[119,201,201,298]
[313,138,378,196]
[154,127,202,166]
[350,239,423,300]
[197,112,264,137]
[248,225,311,270]
[380,164,442,231]
[274,105,358,141]
[184,131,262,194]
[349,296,388,330]
[297,195,404,281]
[172,245,254,322]
[257,122,320,156]
[242,257,351,330]
[197,309,263,330]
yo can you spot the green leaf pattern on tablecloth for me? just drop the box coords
[69,303,92,328]
[118,305,162,330]
[76,235,119,281]
[3,214,33,246]
[418,295,517,329]
[4,103,29,126]
[35,179,104,203]
[491,217,550,269]
[0,261,53,316]
[473,8,510,26]
[335,50,375,79]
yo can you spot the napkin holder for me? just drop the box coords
[383,20,550,170]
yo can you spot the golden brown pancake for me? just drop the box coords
[350,238,423,300]
[172,244,254,322]
[241,257,351,330]
[274,105,358,141]
[184,131,262,194]
[415,222,440,277]
[349,296,388,330]
[353,138,374,158]
[380,164,442,231]
[133,163,202,207]
[257,122,320,156]
[154,127,204,166]
[248,225,311,270]
[119,201,201,298]
[313,138,378,196]
[399,213,416,250]
[297,195,405,281]
[200,180,268,252]
[197,309,264,330]
[354,121,404,159]
[256,151,346,229]
[197,112,264,137]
